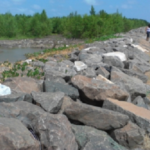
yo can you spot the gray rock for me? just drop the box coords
[64,100,129,130]
[79,67,96,78]
[111,67,147,100]
[128,59,150,74]
[111,121,145,149]
[44,74,66,84]
[72,125,128,150]
[96,66,110,78]
[44,60,77,80]
[69,49,80,62]
[32,91,65,113]
[0,92,32,103]
[121,68,148,83]
[44,80,79,99]
[3,77,41,93]
[0,101,78,150]
[103,56,124,68]
[31,60,45,68]
[0,117,40,150]
[79,52,103,67]
[103,98,150,133]
[71,75,129,103]
[133,96,149,110]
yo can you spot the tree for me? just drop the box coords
[90,5,96,15]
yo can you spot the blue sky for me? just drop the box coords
[0,0,149,22]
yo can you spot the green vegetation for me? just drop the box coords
[0,7,148,39]
[1,61,44,81]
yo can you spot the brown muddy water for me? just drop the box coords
[0,47,43,62]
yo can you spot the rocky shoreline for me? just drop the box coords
[0,35,84,49]
[0,27,150,150]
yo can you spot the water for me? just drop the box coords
[0,47,43,62]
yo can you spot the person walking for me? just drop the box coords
[146,24,150,41]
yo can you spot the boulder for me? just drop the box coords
[133,96,149,110]
[0,101,78,150]
[0,117,40,150]
[44,60,77,80]
[69,49,80,62]
[103,98,150,133]
[79,52,103,67]
[64,100,129,130]
[79,67,96,78]
[44,80,79,99]
[71,75,129,103]
[102,52,127,61]
[103,56,124,68]
[111,121,145,149]
[3,77,41,93]
[74,61,87,71]
[31,60,45,68]
[0,92,32,103]
[44,75,66,84]
[111,67,147,100]
[32,91,65,113]
[121,68,148,83]
[72,125,128,150]
[96,66,110,78]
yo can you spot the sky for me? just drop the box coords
[0,0,149,22]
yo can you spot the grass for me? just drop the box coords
[85,35,122,43]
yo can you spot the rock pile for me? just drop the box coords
[0,27,150,150]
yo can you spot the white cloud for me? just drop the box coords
[121,4,132,9]
[84,0,97,5]
[33,4,41,10]
[17,8,34,15]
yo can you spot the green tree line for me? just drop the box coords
[0,7,148,39]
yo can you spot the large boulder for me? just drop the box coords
[96,66,110,78]
[32,91,65,113]
[133,96,149,110]
[44,60,77,80]
[0,92,32,103]
[0,117,40,150]
[111,121,145,149]
[121,68,148,83]
[3,77,41,93]
[103,55,124,68]
[110,67,148,99]
[0,101,78,150]
[79,51,103,67]
[103,98,150,133]
[44,80,79,99]
[72,125,128,150]
[71,75,129,103]
[64,99,129,130]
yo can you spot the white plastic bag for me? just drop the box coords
[0,84,11,96]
